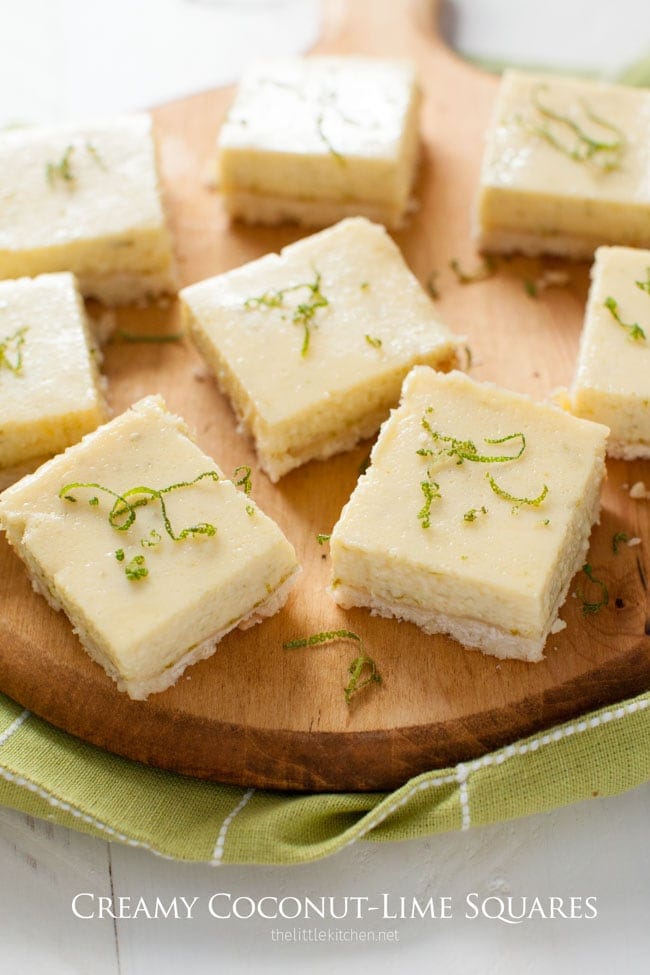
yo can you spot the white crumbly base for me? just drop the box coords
[330,583,547,661]
[606,439,650,460]
[330,494,602,663]
[77,265,178,305]
[474,226,607,261]
[24,563,300,701]
[221,190,412,231]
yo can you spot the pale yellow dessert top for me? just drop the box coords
[573,246,650,397]
[180,218,457,426]
[0,396,297,677]
[333,368,608,611]
[0,272,101,427]
[0,115,168,254]
[219,57,417,161]
[481,70,650,204]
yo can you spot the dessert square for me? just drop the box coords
[474,70,650,259]
[0,272,107,477]
[217,56,421,229]
[329,368,609,662]
[0,396,299,700]
[0,114,176,303]
[180,217,459,482]
[567,245,650,458]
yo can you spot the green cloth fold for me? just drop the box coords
[0,689,648,865]
[458,52,650,88]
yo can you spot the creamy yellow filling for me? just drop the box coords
[0,396,298,693]
[476,71,650,252]
[569,246,650,449]
[218,57,420,214]
[181,218,458,480]
[0,115,175,298]
[330,368,608,651]
[0,272,107,468]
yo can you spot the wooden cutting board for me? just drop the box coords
[1,0,649,792]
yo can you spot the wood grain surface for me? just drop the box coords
[0,0,648,792]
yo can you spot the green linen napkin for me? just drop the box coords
[459,54,650,87]
[0,689,648,865]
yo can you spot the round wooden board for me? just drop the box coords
[1,0,649,792]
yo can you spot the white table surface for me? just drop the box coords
[1,2,648,972]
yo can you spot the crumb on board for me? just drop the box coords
[629,481,650,500]
[537,269,571,290]
[89,309,117,344]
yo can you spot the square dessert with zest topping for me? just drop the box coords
[0,396,299,699]
[567,245,650,458]
[328,368,609,662]
[0,272,107,482]
[217,56,421,229]
[180,217,459,482]
[474,70,650,259]
[0,115,176,303]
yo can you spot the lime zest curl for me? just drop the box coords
[578,564,609,615]
[486,472,549,511]
[244,269,329,357]
[604,296,646,342]
[282,630,381,706]
[0,326,28,375]
[528,84,625,172]
[59,471,220,541]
